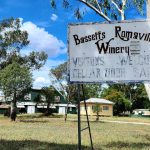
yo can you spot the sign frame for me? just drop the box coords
[68,20,150,84]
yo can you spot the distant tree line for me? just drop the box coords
[51,62,150,116]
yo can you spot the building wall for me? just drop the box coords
[19,89,66,103]
[0,89,74,114]
[80,103,113,116]
[17,89,77,114]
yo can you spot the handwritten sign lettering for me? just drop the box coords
[68,21,150,83]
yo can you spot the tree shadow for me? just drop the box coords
[105,141,150,149]
[143,134,150,141]
[19,119,49,123]
[0,139,90,150]
[70,120,106,123]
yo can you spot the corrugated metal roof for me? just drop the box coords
[80,98,114,104]
[54,104,76,107]
[0,104,10,109]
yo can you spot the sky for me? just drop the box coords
[0,0,147,90]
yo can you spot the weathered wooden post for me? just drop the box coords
[144,1,150,100]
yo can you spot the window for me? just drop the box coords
[103,106,109,110]
[41,95,46,101]
[69,107,72,111]
[24,94,31,101]
[92,105,94,111]
[54,96,60,103]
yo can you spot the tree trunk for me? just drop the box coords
[64,103,69,122]
[120,0,126,20]
[10,93,17,121]
[96,111,99,121]
[46,102,51,115]
[64,89,70,122]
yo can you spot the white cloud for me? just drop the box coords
[21,21,66,57]
[33,76,50,89]
[35,77,46,83]
[50,14,58,21]
[19,19,67,89]
[33,59,65,89]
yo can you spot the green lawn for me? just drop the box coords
[0,114,150,150]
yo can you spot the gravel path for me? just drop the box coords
[101,120,150,126]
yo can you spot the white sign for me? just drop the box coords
[68,20,150,83]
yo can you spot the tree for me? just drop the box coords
[51,62,67,80]
[51,62,74,103]
[0,62,32,121]
[0,18,47,70]
[92,103,101,121]
[101,88,131,115]
[0,18,48,120]
[50,62,76,120]
[82,84,101,99]
[108,83,150,110]
[101,83,150,114]
[107,83,138,103]
[51,62,102,102]
[41,86,57,115]
[50,0,145,21]
[131,84,150,110]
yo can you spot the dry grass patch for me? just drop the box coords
[0,114,149,150]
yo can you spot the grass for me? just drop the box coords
[0,114,150,150]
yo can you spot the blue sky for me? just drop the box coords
[0,0,147,89]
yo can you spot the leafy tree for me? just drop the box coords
[101,88,131,115]
[109,84,150,110]
[50,0,145,21]
[0,18,47,70]
[51,62,67,80]
[51,62,77,121]
[0,62,32,121]
[41,86,57,115]
[82,84,101,99]
[131,84,150,109]
[51,62,73,100]
[51,62,102,102]
[0,18,48,120]
[92,103,101,121]
[107,83,138,103]
[124,98,132,112]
